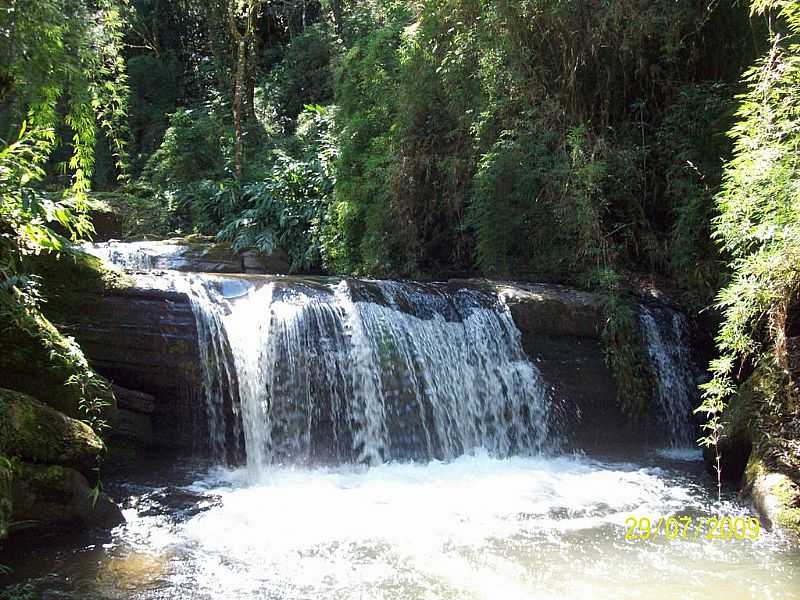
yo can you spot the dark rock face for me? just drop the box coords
[62,288,205,450]
[497,283,604,338]
[0,389,104,475]
[11,462,124,530]
[495,283,663,450]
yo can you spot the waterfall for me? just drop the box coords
[175,275,552,475]
[639,304,697,447]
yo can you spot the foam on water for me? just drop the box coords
[85,454,800,600]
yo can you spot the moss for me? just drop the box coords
[27,251,133,323]
[745,452,800,534]
[0,251,128,425]
[0,389,104,474]
[772,478,800,531]
[0,296,115,421]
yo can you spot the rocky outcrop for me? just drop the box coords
[112,385,156,446]
[60,286,204,449]
[61,273,661,452]
[0,389,104,474]
[744,453,800,532]
[10,461,123,530]
[475,281,666,449]
[495,283,605,338]
[0,389,123,533]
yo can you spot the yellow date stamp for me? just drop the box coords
[624,515,761,542]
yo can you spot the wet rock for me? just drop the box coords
[242,248,291,274]
[60,286,204,449]
[744,453,800,532]
[10,461,124,530]
[483,282,648,450]
[492,282,605,339]
[114,409,155,447]
[0,389,104,476]
[132,487,221,521]
[113,385,155,415]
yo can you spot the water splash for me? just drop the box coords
[639,304,698,447]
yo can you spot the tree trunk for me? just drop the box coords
[233,37,246,180]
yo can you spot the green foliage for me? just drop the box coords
[592,268,654,417]
[220,105,337,271]
[699,0,800,486]
[656,83,733,306]
[323,0,752,279]
[262,26,337,125]
[326,4,410,274]
[0,0,129,198]
[127,53,184,172]
[0,125,73,258]
[0,584,36,600]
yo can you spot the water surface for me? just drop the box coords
[4,451,797,600]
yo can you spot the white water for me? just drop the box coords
[640,305,698,447]
[57,454,795,600]
[81,240,186,270]
[17,244,793,599]
[176,275,552,476]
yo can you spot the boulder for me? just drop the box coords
[0,389,104,476]
[113,385,155,415]
[744,453,800,532]
[10,461,124,530]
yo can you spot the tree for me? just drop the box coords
[228,0,266,179]
[0,0,129,262]
[700,0,800,495]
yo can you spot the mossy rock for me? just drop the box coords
[0,389,104,476]
[744,453,800,533]
[0,297,116,420]
[9,460,123,531]
[0,251,125,420]
[28,250,133,323]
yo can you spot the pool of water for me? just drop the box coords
[2,450,798,600]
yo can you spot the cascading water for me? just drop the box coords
[177,275,552,475]
[18,242,797,600]
[639,304,698,447]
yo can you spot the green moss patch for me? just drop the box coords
[0,389,104,475]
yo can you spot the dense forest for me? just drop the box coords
[2,0,800,560]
